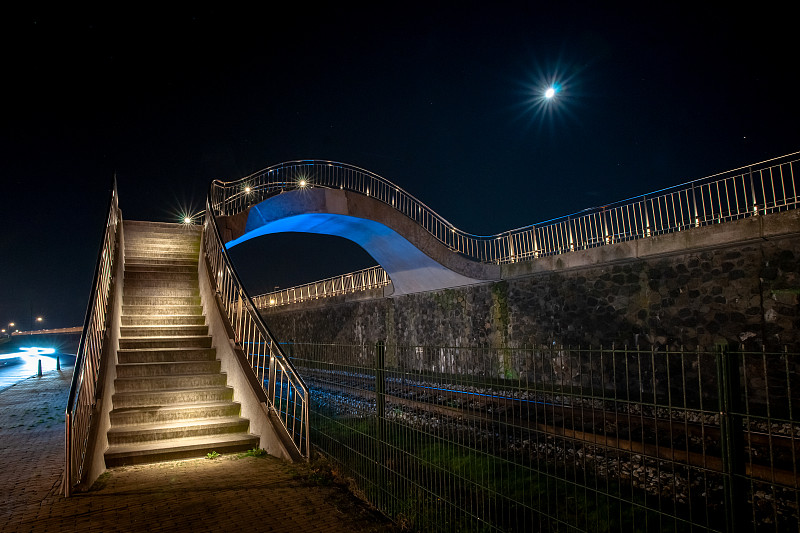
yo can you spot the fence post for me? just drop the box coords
[375,340,386,503]
[715,346,745,533]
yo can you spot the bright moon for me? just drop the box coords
[545,87,556,99]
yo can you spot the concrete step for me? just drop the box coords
[124,286,200,298]
[125,236,200,246]
[121,315,205,327]
[107,417,251,446]
[124,264,198,274]
[120,325,209,337]
[104,433,259,467]
[126,236,200,245]
[124,270,198,280]
[109,401,242,427]
[125,242,200,254]
[112,385,234,409]
[118,335,212,350]
[124,258,198,268]
[116,360,221,378]
[117,347,217,364]
[126,248,199,259]
[126,232,200,240]
[124,220,202,232]
[114,373,228,393]
[122,295,202,306]
[123,305,204,316]
[123,278,199,289]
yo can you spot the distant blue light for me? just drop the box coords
[19,347,55,356]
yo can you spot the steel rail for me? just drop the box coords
[203,193,311,459]
[253,265,390,309]
[302,368,799,488]
[64,179,120,497]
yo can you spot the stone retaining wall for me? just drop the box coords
[263,236,799,352]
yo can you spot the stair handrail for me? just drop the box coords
[252,265,391,309]
[208,152,800,264]
[65,178,121,496]
[202,193,310,459]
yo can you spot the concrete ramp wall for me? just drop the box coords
[197,239,295,462]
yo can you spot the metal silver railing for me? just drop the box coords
[65,179,120,497]
[253,265,391,309]
[203,196,310,458]
[210,152,799,265]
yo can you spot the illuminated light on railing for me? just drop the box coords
[211,154,799,267]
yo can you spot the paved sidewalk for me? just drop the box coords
[0,371,399,533]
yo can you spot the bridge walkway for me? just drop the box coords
[1,371,397,532]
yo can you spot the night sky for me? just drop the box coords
[1,4,797,331]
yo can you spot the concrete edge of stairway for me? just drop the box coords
[197,243,298,462]
[77,215,127,493]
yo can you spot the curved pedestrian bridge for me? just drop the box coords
[221,187,500,295]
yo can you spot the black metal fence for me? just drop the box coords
[284,342,800,532]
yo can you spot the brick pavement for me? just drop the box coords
[0,371,399,533]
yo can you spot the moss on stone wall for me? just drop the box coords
[262,236,800,353]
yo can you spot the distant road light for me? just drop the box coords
[545,87,556,99]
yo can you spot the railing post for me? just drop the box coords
[749,166,758,215]
[375,340,386,502]
[268,342,277,402]
[715,345,745,533]
[64,413,71,497]
[236,288,243,342]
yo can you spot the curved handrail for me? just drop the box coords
[203,193,310,459]
[209,152,800,264]
[65,178,120,497]
[253,265,390,309]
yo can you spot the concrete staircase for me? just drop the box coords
[104,221,259,467]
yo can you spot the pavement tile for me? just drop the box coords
[0,370,400,533]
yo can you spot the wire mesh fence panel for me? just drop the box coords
[284,342,799,533]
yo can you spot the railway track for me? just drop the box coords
[299,367,800,488]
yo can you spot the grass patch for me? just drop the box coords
[311,413,706,533]
[88,471,112,491]
[237,447,269,459]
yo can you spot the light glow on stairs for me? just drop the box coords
[104,221,258,467]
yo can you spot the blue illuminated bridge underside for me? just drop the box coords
[222,188,500,296]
